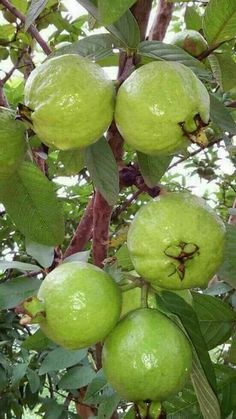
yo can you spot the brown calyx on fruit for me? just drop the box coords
[164,241,200,280]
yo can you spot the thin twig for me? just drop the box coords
[148,0,174,41]
[0,0,51,55]
[112,189,142,220]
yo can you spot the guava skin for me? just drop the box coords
[115,61,210,156]
[24,54,115,150]
[127,193,226,290]
[171,30,208,57]
[37,262,122,349]
[0,107,26,177]
[121,287,157,318]
[102,308,192,401]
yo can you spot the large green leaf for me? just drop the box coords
[25,0,48,30]
[203,0,236,46]
[218,225,236,287]
[107,9,140,49]
[25,240,54,268]
[185,6,202,31]
[58,365,96,389]
[137,152,172,187]
[0,162,65,246]
[85,137,119,206]
[193,293,236,350]
[0,277,41,310]
[22,328,53,351]
[39,347,87,375]
[98,392,121,419]
[98,0,136,25]
[84,369,107,403]
[138,41,209,78]
[210,94,236,134]
[215,53,236,92]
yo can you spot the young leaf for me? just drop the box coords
[58,365,96,390]
[0,277,41,310]
[39,347,87,375]
[137,152,172,187]
[185,6,202,31]
[115,243,134,271]
[25,240,54,268]
[22,328,53,351]
[98,0,136,26]
[0,161,65,246]
[138,41,209,78]
[85,137,119,206]
[63,250,90,264]
[107,9,140,49]
[218,225,236,287]
[203,0,236,46]
[210,94,236,134]
[25,0,48,30]
[193,293,236,350]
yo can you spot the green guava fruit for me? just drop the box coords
[127,193,225,290]
[0,107,26,177]
[102,308,192,401]
[137,401,162,418]
[36,262,122,349]
[121,286,157,318]
[115,61,210,156]
[24,54,115,150]
[171,30,208,57]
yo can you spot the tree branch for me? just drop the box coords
[0,87,9,107]
[64,196,94,259]
[131,0,153,40]
[148,0,174,41]
[0,0,51,55]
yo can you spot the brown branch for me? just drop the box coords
[64,196,94,259]
[112,189,142,221]
[131,0,153,40]
[0,87,9,107]
[0,0,51,55]
[92,191,112,267]
[148,0,174,41]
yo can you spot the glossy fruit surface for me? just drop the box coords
[171,30,208,57]
[127,193,225,290]
[0,107,26,177]
[37,262,122,349]
[102,308,192,401]
[121,286,157,318]
[115,61,210,156]
[24,54,115,150]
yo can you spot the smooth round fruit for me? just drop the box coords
[24,54,115,150]
[138,401,162,418]
[127,193,225,290]
[171,30,208,57]
[0,107,26,177]
[121,286,157,318]
[37,262,122,349]
[115,61,210,156]
[102,308,192,401]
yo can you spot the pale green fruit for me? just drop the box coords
[102,308,192,401]
[171,30,208,57]
[138,401,162,418]
[24,54,115,150]
[121,286,157,318]
[37,262,122,349]
[115,61,210,156]
[127,193,225,290]
[0,107,26,177]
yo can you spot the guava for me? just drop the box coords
[0,107,26,177]
[127,193,225,290]
[24,54,115,150]
[171,30,208,57]
[137,401,162,418]
[115,61,210,156]
[121,286,157,318]
[102,308,192,401]
[36,262,122,349]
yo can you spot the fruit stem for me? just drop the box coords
[120,282,139,292]
[141,282,149,308]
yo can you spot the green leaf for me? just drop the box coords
[158,291,217,393]
[85,137,119,206]
[228,336,236,364]
[185,6,202,31]
[116,243,134,271]
[84,369,107,403]
[163,381,200,418]
[0,366,7,392]
[203,0,236,46]
[25,240,54,268]
[138,41,209,78]
[22,328,53,351]
[39,347,87,375]
[63,250,90,264]
[210,94,236,134]
[53,33,121,63]
[0,260,40,272]
[25,0,48,30]
[58,365,96,390]
[0,277,41,310]
[26,368,40,393]
[193,293,236,350]
[11,363,28,386]
[137,152,172,187]
[56,149,84,176]
[107,9,140,49]
[191,355,221,419]
[218,225,236,287]
[0,24,15,42]
[98,392,120,419]
[98,0,136,25]
[0,162,65,246]
[207,54,223,89]
[75,0,98,19]
[215,53,236,92]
